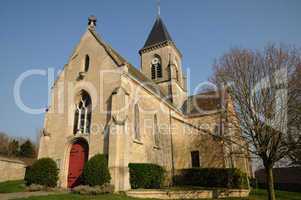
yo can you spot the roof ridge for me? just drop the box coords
[88,29,128,66]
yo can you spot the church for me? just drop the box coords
[38,15,252,191]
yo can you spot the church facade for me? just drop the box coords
[38,16,252,191]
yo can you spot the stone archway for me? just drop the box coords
[67,139,89,188]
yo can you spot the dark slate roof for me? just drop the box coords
[127,64,169,100]
[182,91,226,116]
[143,16,173,49]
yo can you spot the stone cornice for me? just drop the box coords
[139,41,182,58]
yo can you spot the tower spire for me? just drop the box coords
[157,0,160,16]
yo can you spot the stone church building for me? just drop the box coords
[38,16,252,191]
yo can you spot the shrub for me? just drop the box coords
[249,177,257,188]
[25,184,45,192]
[128,163,165,189]
[72,183,114,195]
[24,158,59,187]
[173,168,249,189]
[83,154,111,186]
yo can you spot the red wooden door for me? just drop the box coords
[67,142,88,188]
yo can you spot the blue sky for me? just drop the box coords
[0,0,300,141]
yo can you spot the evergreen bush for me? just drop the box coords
[24,158,59,187]
[83,154,111,186]
[128,163,165,189]
[173,168,249,189]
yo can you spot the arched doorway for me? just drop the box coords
[67,139,89,188]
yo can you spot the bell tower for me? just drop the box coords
[139,16,187,108]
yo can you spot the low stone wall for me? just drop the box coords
[213,189,250,198]
[126,189,250,199]
[0,157,26,182]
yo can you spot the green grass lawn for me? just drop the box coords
[9,189,301,200]
[249,189,301,200]
[0,180,25,193]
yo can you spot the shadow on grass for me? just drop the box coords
[0,180,25,193]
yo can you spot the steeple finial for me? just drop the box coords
[157,0,161,16]
[88,15,97,30]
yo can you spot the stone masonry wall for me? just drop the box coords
[0,157,26,182]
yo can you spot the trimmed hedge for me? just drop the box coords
[173,168,249,189]
[249,177,257,188]
[24,158,59,187]
[129,163,165,189]
[83,154,111,186]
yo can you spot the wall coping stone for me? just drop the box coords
[126,189,250,199]
[0,156,26,165]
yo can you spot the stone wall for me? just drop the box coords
[126,189,250,199]
[0,157,26,182]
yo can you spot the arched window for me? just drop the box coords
[73,91,92,134]
[153,114,160,146]
[151,65,156,79]
[151,55,162,79]
[157,62,162,78]
[84,55,90,72]
[175,68,179,81]
[134,104,140,141]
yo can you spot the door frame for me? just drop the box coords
[62,137,89,188]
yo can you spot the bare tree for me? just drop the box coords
[0,132,9,156]
[287,63,301,166]
[212,45,301,200]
